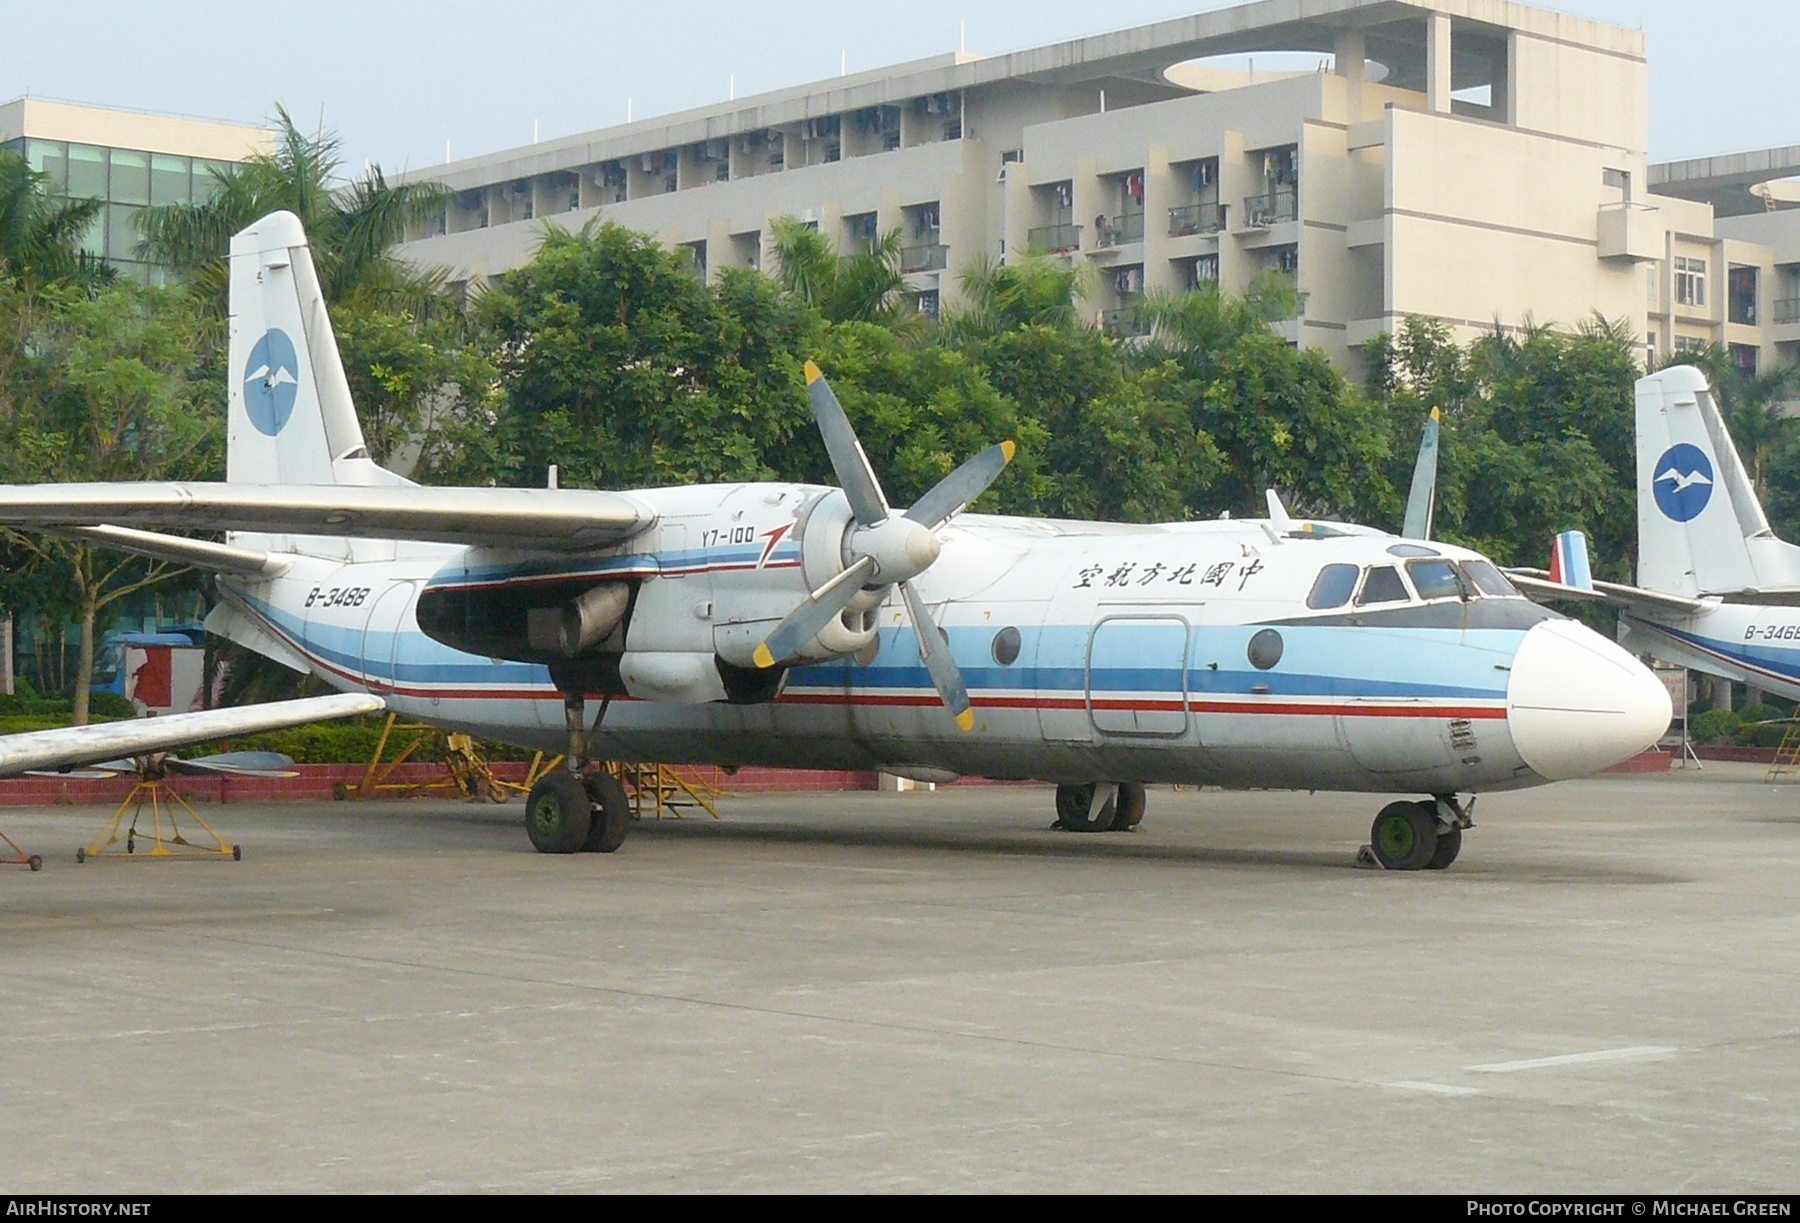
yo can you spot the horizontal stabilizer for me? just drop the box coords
[0,693,384,778]
[0,483,656,552]
[1509,570,1709,617]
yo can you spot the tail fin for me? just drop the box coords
[1549,530,1593,590]
[227,211,403,488]
[1636,365,1800,597]
[1400,406,1439,540]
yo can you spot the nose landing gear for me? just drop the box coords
[1364,795,1473,870]
[1054,782,1147,833]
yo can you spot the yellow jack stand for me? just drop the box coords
[76,779,240,863]
[2,828,42,871]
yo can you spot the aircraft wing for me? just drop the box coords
[0,692,384,778]
[1508,570,1710,617]
[0,483,656,552]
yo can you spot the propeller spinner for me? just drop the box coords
[751,361,1014,731]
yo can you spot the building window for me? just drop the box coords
[1675,257,1707,308]
[917,289,940,318]
[1728,266,1758,326]
[1730,343,1758,375]
[1674,335,1708,354]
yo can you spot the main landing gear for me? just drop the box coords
[1054,782,1147,833]
[1365,796,1473,871]
[524,694,631,855]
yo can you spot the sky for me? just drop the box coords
[3,0,1795,174]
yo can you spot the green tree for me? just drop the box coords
[767,215,912,324]
[941,253,1089,342]
[478,219,817,489]
[0,151,113,293]
[0,281,220,721]
[1141,278,1393,522]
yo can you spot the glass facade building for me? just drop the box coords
[1,135,236,280]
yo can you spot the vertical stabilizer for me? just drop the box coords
[1401,407,1439,540]
[1636,365,1800,596]
[227,211,402,488]
[1549,530,1593,590]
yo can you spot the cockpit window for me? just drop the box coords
[1356,565,1410,606]
[1461,560,1521,599]
[1406,559,1467,601]
[1306,564,1360,610]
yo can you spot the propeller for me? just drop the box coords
[752,361,1015,731]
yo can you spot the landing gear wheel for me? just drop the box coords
[1425,822,1462,870]
[1056,782,1119,833]
[581,772,630,854]
[75,847,86,864]
[1111,783,1147,832]
[1369,800,1438,871]
[27,855,42,872]
[525,771,592,855]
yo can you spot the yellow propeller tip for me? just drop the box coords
[804,360,823,384]
[752,644,776,669]
[1429,406,1441,421]
[955,708,976,731]
[1000,440,1016,461]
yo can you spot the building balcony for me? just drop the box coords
[1028,223,1082,254]
[1241,188,1298,229]
[1097,212,1145,248]
[1168,202,1227,237]
[1101,301,1149,338]
[1775,297,1800,326]
[1597,201,1661,262]
[900,243,949,273]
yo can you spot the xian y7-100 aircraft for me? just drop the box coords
[0,212,1671,871]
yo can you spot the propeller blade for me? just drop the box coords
[904,441,1016,530]
[899,579,974,731]
[167,750,299,778]
[752,555,879,669]
[805,361,889,527]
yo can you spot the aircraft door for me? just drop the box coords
[1087,616,1190,736]
[359,580,417,694]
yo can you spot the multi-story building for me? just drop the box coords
[0,96,271,280]
[396,0,1660,371]
[1643,147,1800,377]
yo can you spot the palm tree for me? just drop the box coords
[767,215,910,323]
[136,104,449,317]
[0,151,113,292]
[939,252,1089,342]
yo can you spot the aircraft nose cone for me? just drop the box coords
[1507,621,1671,781]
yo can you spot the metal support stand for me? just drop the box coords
[2,828,42,871]
[77,779,239,863]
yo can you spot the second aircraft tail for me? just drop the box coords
[1636,365,1800,597]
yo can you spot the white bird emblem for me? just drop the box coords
[1656,466,1712,495]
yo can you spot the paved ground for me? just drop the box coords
[0,765,1796,1193]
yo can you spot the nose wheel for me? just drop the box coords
[1054,782,1146,833]
[1365,797,1469,870]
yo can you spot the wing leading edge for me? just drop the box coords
[0,484,657,552]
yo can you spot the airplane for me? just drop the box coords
[0,211,1672,871]
[1508,364,1800,704]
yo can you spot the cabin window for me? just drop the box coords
[991,626,1022,666]
[1306,564,1359,609]
[1406,559,1467,601]
[1461,560,1520,598]
[1356,565,1410,606]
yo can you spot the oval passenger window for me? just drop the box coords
[991,626,1022,666]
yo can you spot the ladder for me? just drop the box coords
[1766,724,1800,782]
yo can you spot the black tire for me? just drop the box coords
[525,772,592,855]
[1056,782,1116,833]
[582,773,631,854]
[1111,783,1147,832]
[75,847,86,864]
[1369,800,1438,871]
[27,855,42,872]
[1425,822,1462,870]
[232,845,243,862]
